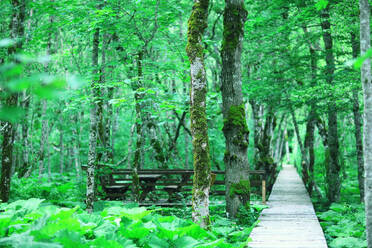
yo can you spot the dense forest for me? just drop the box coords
[0,0,371,247]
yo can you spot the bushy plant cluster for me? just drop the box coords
[9,174,85,208]
[0,198,259,248]
[318,203,366,248]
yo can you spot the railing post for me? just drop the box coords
[262,179,266,204]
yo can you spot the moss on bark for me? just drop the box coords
[229,179,250,209]
[221,3,247,52]
[187,0,211,229]
[223,104,249,148]
[186,1,209,61]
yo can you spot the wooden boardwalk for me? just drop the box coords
[248,164,328,248]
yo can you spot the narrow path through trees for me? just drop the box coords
[249,164,327,248]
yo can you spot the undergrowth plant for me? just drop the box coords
[10,174,86,208]
[0,198,260,248]
[318,203,366,248]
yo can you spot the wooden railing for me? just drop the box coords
[83,166,267,205]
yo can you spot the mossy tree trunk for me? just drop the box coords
[220,0,249,218]
[320,5,341,203]
[0,0,26,203]
[359,0,372,246]
[186,0,211,229]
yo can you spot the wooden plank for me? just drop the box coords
[248,164,328,248]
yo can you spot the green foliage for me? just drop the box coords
[354,47,372,69]
[318,203,366,248]
[315,0,329,11]
[0,198,258,248]
[10,175,85,207]
[229,179,250,200]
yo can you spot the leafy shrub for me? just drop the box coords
[10,174,85,207]
[0,198,258,248]
[318,203,366,248]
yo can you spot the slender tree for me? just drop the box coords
[320,4,340,203]
[186,0,211,228]
[220,0,249,218]
[0,0,26,202]
[351,32,365,201]
[86,27,100,213]
[359,0,371,246]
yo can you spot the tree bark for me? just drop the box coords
[38,102,48,181]
[18,92,30,178]
[304,108,316,196]
[320,5,340,203]
[71,115,80,178]
[186,0,211,228]
[97,34,108,164]
[359,0,372,246]
[59,117,64,175]
[0,0,26,203]
[351,31,365,201]
[290,105,309,185]
[221,0,249,218]
[303,25,318,196]
[131,51,145,202]
[86,27,99,213]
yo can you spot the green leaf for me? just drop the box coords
[89,237,125,248]
[195,238,224,248]
[0,233,62,248]
[329,203,347,213]
[145,234,170,248]
[354,48,372,69]
[173,236,199,248]
[315,0,328,10]
[0,106,25,123]
[53,230,86,248]
[330,237,367,248]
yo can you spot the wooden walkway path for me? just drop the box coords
[248,164,328,248]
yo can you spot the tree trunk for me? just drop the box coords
[18,92,30,178]
[186,0,211,228]
[46,126,51,181]
[38,100,48,181]
[285,127,290,163]
[179,10,190,169]
[97,33,108,164]
[304,108,316,196]
[320,5,340,203]
[221,0,249,218]
[290,106,309,183]
[132,51,145,202]
[59,118,64,175]
[250,100,263,166]
[359,0,372,246]
[0,0,26,203]
[86,27,99,213]
[351,31,365,201]
[106,86,114,163]
[303,25,318,196]
[71,115,80,177]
